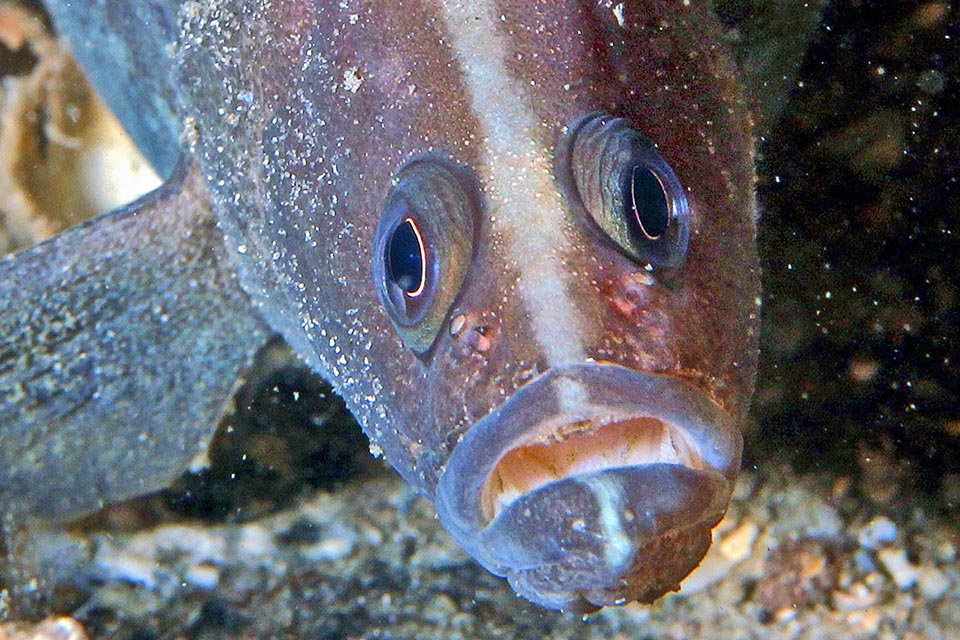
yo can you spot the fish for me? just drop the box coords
[0,0,759,611]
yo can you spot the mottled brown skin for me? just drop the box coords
[4,0,758,611]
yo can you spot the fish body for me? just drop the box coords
[2,0,759,610]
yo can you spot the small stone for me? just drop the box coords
[807,503,844,537]
[94,545,158,588]
[831,475,853,502]
[773,606,797,623]
[184,563,220,590]
[676,521,757,595]
[238,523,276,561]
[731,472,757,501]
[150,526,226,563]
[303,536,354,563]
[858,516,898,549]
[756,538,839,613]
[421,593,458,623]
[833,581,880,611]
[916,567,951,600]
[770,486,843,537]
[0,617,88,640]
[853,548,878,573]
[877,548,920,590]
[941,474,960,506]
[935,540,956,564]
[719,522,759,562]
[277,518,323,545]
[846,608,883,635]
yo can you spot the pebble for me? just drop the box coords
[806,502,844,537]
[94,545,161,589]
[845,608,883,635]
[877,548,920,590]
[183,563,220,590]
[833,581,880,611]
[772,606,796,623]
[0,617,87,640]
[771,487,843,537]
[146,526,227,564]
[731,472,758,501]
[719,522,759,562]
[857,516,898,549]
[421,593,458,623]
[935,540,956,564]
[853,548,878,573]
[675,521,758,595]
[916,567,951,600]
[238,523,276,562]
[303,536,354,563]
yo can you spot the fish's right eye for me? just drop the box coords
[373,159,478,355]
[561,112,690,269]
[386,216,427,296]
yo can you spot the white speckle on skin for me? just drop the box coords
[343,67,363,92]
[613,3,625,27]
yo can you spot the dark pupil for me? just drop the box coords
[387,218,424,295]
[625,165,670,240]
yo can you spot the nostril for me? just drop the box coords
[448,312,497,354]
[465,325,493,352]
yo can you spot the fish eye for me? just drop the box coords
[373,159,478,354]
[625,164,669,240]
[386,216,427,296]
[561,112,689,268]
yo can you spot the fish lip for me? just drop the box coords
[434,362,742,608]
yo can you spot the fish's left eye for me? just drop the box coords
[561,112,689,268]
[373,159,478,354]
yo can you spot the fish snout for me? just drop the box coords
[434,362,741,610]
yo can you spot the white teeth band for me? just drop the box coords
[481,418,701,521]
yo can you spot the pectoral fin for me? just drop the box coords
[0,161,271,521]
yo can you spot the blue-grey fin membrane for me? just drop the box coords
[0,160,271,521]
[43,0,182,179]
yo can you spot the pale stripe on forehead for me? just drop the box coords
[437,0,588,377]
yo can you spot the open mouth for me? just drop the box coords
[434,362,742,611]
[481,418,701,521]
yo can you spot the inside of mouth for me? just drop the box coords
[480,418,701,521]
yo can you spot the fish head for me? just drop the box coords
[178,0,758,610]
